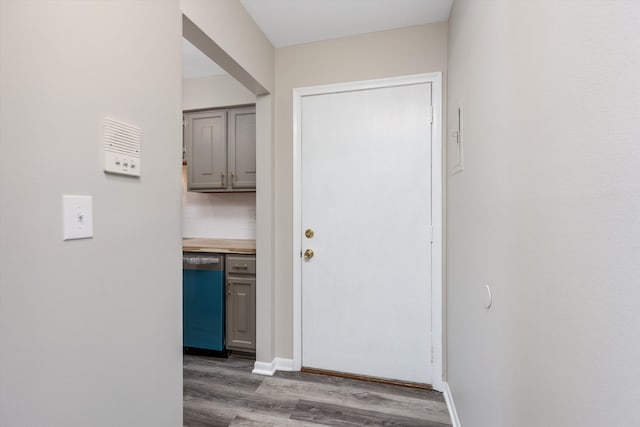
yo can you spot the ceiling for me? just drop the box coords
[240,0,452,48]
[182,0,453,79]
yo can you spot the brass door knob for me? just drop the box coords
[305,228,315,238]
[303,249,314,260]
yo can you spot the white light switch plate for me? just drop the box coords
[63,195,93,240]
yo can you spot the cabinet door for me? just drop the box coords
[228,108,256,190]
[226,276,256,351]
[186,111,227,190]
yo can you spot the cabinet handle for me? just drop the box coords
[232,264,248,270]
[221,172,225,186]
[231,172,235,184]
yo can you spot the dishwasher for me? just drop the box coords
[183,252,225,353]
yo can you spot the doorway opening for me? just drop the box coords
[181,13,274,373]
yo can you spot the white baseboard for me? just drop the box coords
[252,358,295,376]
[252,360,276,376]
[443,381,461,427]
[274,357,294,371]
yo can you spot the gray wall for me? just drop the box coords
[181,0,275,94]
[0,1,183,426]
[446,1,640,425]
[274,23,448,358]
[182,74,255,110]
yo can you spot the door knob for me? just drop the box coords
[303,249,314,260]
[305,228,314,238]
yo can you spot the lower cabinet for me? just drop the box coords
[225,255,256,353]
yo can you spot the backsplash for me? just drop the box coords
[182,166,256,239]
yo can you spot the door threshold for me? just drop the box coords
[301,367,433,390]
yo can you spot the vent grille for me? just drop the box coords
[105,117,141,156]
[104,117,141,177]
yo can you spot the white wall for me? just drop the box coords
[183,74,255,110]
[182,166,256,238]
[0,1,183,426]
[446,1,640,425]
[274,23,448,358]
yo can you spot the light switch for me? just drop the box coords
[63,195,93,240]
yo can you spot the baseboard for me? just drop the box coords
[443,381,461,427]
[252,360,276,376]
[252,358,295,376]
[274,357,294,371]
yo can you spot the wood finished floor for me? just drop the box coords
[184,355,452,427]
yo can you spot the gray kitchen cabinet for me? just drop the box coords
[225,254,256,353]
[184,106,256,192]
[228,108,257,190]
[185,110,227,190]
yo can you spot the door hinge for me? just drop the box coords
[428,226,434,244]
[428,106,434,124]
[183,118,189,126]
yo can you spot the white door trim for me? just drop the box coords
[291,72,443,391]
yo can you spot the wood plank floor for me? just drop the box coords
[184,355,452,427]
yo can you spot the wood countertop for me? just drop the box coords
[182,238,256,254]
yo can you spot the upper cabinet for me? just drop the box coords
[184,106,256,192]
[228,108,257,190]
[185,110,227,191]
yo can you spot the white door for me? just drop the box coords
[301,81,433,384]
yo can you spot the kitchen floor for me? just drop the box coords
[183,354,452,426]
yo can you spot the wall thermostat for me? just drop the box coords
[104,117,141,177]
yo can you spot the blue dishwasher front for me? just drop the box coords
[183,253,225,351]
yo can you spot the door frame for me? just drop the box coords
[291,72,443,391]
